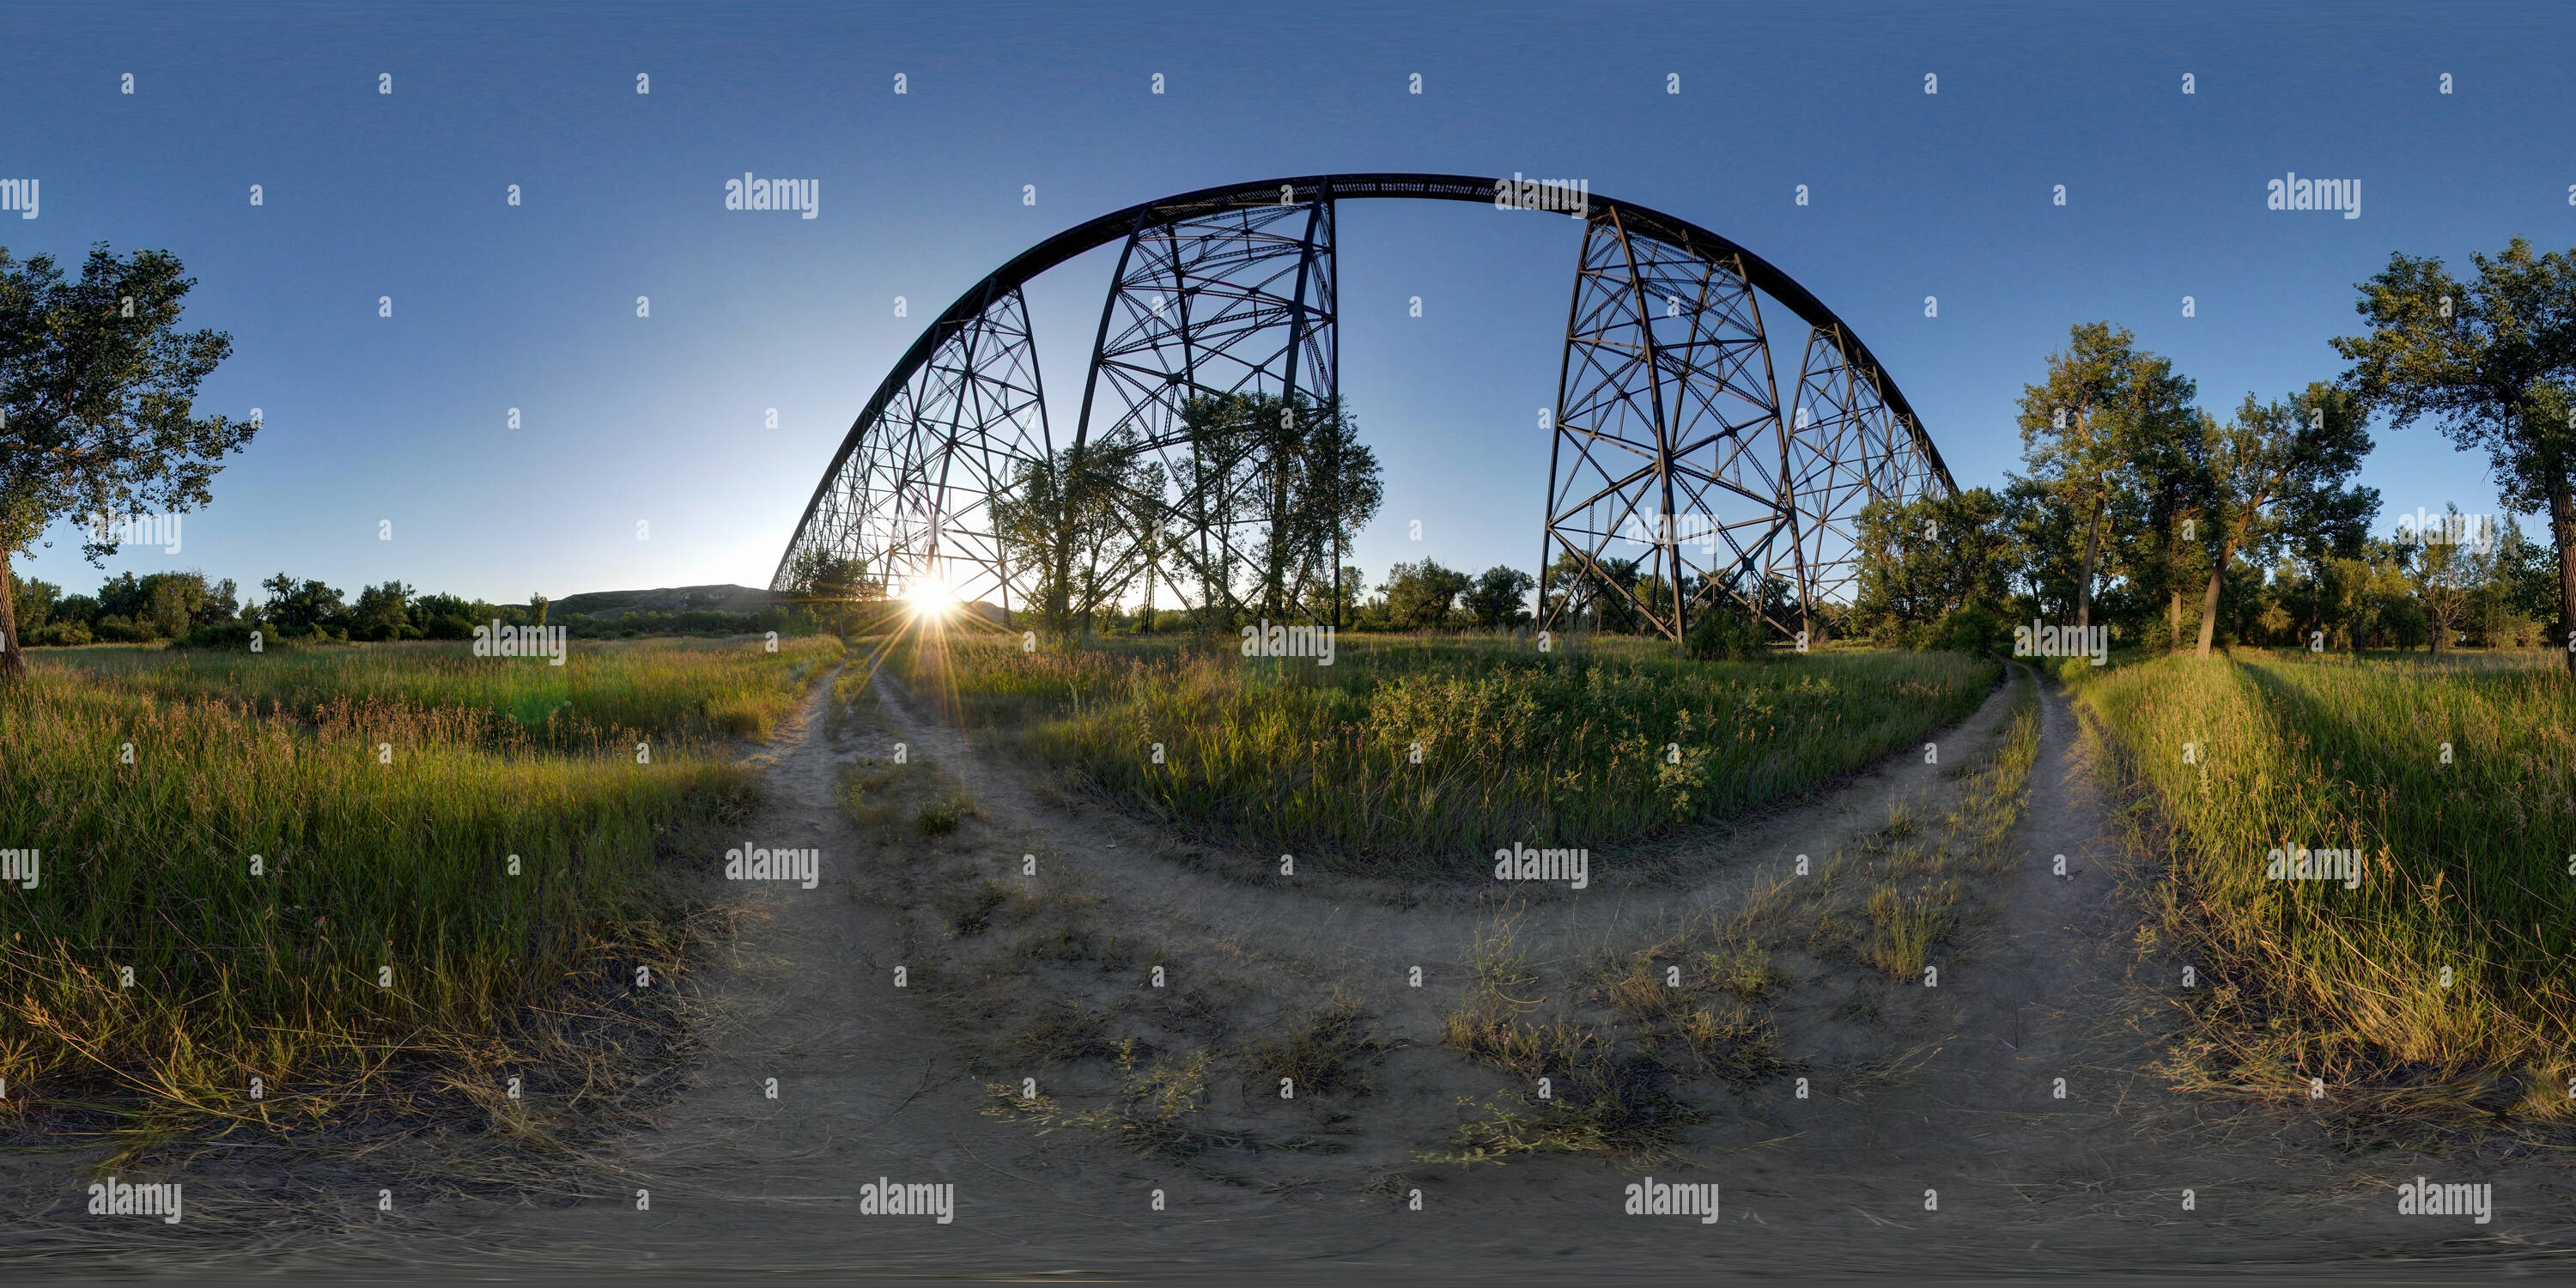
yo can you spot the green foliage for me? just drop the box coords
[56,570,240,641]
[7,573,58,632]
[0,245,250,678]
[1381,558,1472,630]
[169,619,264,651]
[258,572,346,635]
[1541,551,1645,634]
[1926,603,2008,657]
[1461,565,1536,629]
[991,433,1157,634]
[2335,238,2576,671]
[1683,605,1767,661]
[1854,488,2013,643]
[2182,383,2378,656]
[411,592,494,641]
[2013,321,2204,629]
[26,618,91,647]
[348,580,418,641]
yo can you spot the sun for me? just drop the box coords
[903,569,961,617]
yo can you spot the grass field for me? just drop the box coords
[0,635,835,1140]
[33,634,842,744]
[896,632,1998,878]
[2069,649,2576,1115]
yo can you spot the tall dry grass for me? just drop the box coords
[37,634,842,743]
[2072,650,2576,1112]
[0,637,834,1133]
[903,633,1996,878]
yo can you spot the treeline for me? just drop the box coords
[1009,555,1766,641]
[8,570,810,647]
[1854,487,2560,654]
[1853,310,2569,657]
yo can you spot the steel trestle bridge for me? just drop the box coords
[770,173,1953,641]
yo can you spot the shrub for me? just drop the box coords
[92,613,152,643]
[1927,604,2007,657]
[1684,607,1768,662]
[171,620,265,651]
[27,620,94,647]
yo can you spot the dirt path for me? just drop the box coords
[15,662,2576,1277]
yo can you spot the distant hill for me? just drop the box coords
[540,584,781,618]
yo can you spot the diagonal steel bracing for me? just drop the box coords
[1537,211,1949,642]
[1539,210,1795,641]
[1783,324,1938,618]
[1068,191,1338,618]
[776,283,1050,608]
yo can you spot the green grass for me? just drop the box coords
[33,634,844,744]
[0,636,835,1137]
[901,632,1997,878]
[2070,649,2576,1115]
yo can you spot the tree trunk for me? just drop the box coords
[1142,544,1157,633]
[2077,490,2105,633]
[2552,472,2576,676]
[2195,537,2233,659]
[2168,589,2180,652]
[0,545,24,680]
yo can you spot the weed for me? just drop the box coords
[914,792,975,837]
[940,879,1013,939]
[1253,1000,1388,1097]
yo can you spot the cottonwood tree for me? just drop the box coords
[1117,457,1173,630]
[993,439,1141,635]
[1132,392,1382,631]
[1461,565,1536,629]
[784,549,873,634]
[2334,538,2427,651]
[2335,239,2576,671]
[2190,383,2378,658]
[1291,398,1382,629]
[2114,396,2219,649]
[1242,394,1381,624]
[1380,558,1471,630]
[0,246,247,679]
[1541,551,1644,633]
[1853,487,2013,643]
[2014,322,2199,635]
[1998,477,2081,619]
[2488,514,2561,643]
[1170,396,1260,626]
[2409,503,2480,653]
[259,573,345,636]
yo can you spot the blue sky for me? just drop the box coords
[5,0,2571,605]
